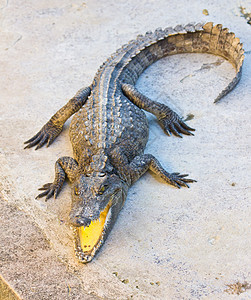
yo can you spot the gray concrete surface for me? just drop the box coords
[0,197,97,300]
[0,0,250,299]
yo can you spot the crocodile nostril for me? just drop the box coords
[73,215,92,227]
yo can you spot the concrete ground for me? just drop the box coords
[0,0,250,299]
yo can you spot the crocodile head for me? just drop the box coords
[69,173,128,263]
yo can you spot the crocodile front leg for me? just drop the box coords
[24,86,91,149]
[36,156,79,200]
[128,154,196,188]
[122,83,195,138]
[110,148,196,188]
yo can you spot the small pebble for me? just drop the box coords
[203,9,209,15]
[122,279,129,284]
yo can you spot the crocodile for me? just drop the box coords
[24,22,244,263]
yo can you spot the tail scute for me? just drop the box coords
[94,22,244,103]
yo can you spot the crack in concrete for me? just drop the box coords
[5,34,23,50]
[180,59,224,83]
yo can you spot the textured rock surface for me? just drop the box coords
[0,0,250,299]
[0,197,97,300]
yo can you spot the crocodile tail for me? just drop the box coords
[159,22,244,103]
[198,22,244,102]
[122,22,244,103]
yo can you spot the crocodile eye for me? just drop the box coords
[98,185,108,195]
[74,187,80,195]
[99,186,105,195]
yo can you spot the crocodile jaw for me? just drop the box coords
[74,200,113,263]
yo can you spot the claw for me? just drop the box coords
[36,190,49,199]
[169,124,182,138]
[175,179,189,188]
[176,174,189,178]
[24,120,62,150]
[35,134,49,150]
[172,172,180,175]
[24,132,40,144]
[174,122,194,136]
[45,189,54,201]
[179,120,195,132]
[38,183,53,190]
[165,172,196,188]
[46,137,54,147]
[54,189,59,199]
[164,127,171,136]
[36,182,56,200]
[170,180,181,188]
[38,187,48,191]
[36,179,64,201]
[24,135,42,149]
[158,109,195,138]
[182,178,197,183]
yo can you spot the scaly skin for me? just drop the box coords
[24,22,244,262]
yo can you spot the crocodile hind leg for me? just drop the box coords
[36,156,79,200]
[24,86,91,149]
[122,83,195,138]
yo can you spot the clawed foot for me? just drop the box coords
[24,120,63,150]
[164,172,197,188]
[158,112,195,138]
[36,182,61,201]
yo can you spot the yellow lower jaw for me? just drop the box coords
[78,202,111,252]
